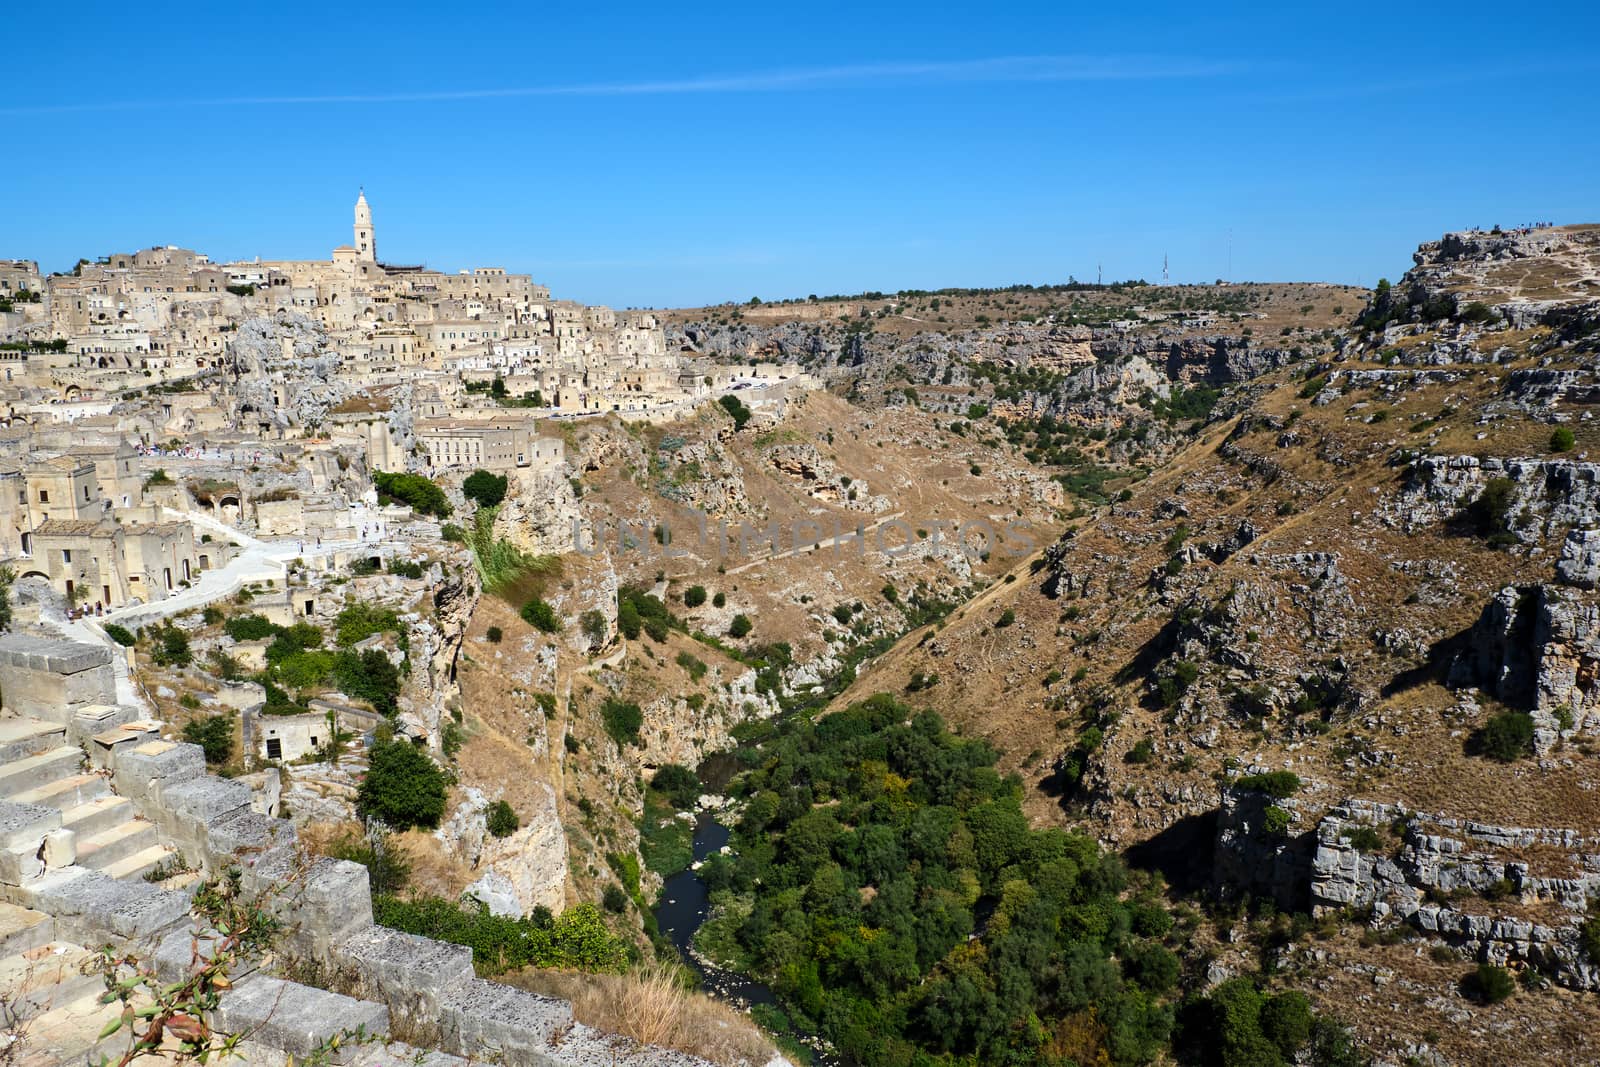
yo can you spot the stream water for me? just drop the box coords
[654,815,840,1066]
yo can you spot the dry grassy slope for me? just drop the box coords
[662,281,1367,340]
[449,572,754,912]
[580,390,1066,661]
[838,344,1596,833]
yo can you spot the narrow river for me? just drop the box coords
[654,815,839,1066]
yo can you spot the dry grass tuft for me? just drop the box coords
[505,962,775,1067]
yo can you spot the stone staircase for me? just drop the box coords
[0,710,176,885]
[0,634,772,1067]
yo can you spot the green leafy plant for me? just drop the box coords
[486,800,519,838]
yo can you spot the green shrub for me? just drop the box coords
[104,623,137,647]
[675,650,707,681]
[485,626,503,643]
[357,739,448,829]
[387,559,425,580]
[1464,477,1516,536]
[327,828,411,895]
[617,598,641,639]
[373,898,626,975]
[683,585,707,608]
[718,393,752,430]
[486,800,519,838]
[728,613,752,639]
[181,714,233,765]
[373,470,452,517]
[462,469,509,509]
[225,613,278,642]
[150,624,192,668]
[1551,426,1576,453]
[712,591,726,608]
[1234,770,1302,798]
[1157,660,1200,707]
[520,597,563,633]
[601,699,643,747]
[333,648,401,716]
[334,602,399,647]
[1124,738,1154,764]
[994,608,1016,629]
[1262,805,1293,836]
[651,764,701,809]
[1343,826,1384,852]
[1473,710,1534,762]
[1580,907,1600,962]
[1259,991,1313,1056]
[1465,963,1515,1004]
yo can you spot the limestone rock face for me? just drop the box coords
[1385,455,1600,537]
[634,668,779,770]
[229,313,353,429]
[1451,584,1600,751]
[397,565,475,752]
[1309,799,1600,992]
[1557,528,1600,589]
[495,469,582,556]
[1212,787,1312,910]
[450,782,569,916]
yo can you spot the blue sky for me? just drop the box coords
[3,2,1595,307]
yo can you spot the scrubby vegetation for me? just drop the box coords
[375,898,629,975]
[699,694,1175,1064]
[373,470,452,517]
[462,468,509,508]
[182,713,234,765]
[357,735,449,829]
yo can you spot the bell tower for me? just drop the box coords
[354,188,376,263]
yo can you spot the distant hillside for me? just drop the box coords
[830,224,1600,1065]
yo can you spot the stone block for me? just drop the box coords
[112,740,206,804]
[343,1042,469,1067]
[213,976,389,1063]
[0,799,60,849]
[204,807,297,864]
[439,978,573,1063]
[0,843,45,885]
[36,869,190,945]
[285,858,374,959]
[159,775,252,853]
[41,827,75,867]
[556,1022,720,1066]
[342,925,474,1023]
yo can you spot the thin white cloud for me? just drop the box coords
[0,55,1240,115]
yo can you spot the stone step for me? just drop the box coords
[100,843,177,883]
[0,942,104,1023]
[213,975,390,1063]
[7,988,124,1067]
[61,794,136,838]
[0,798,61,850]
[0,717,68,764]
[77,819,160,872]
[0,746,84,799]
[341,1041,470,1067]
[11,771,111,812]
[0,901,54,956]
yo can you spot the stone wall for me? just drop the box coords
[0,634,116,723]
